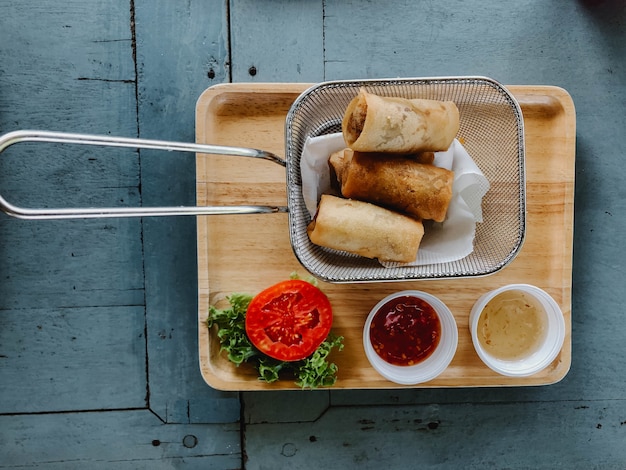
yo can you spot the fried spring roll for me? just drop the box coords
[329,148,435,189]
[307,195,424,263]
[328,148,353,191]
[342,89,460,154]
[340,152,454,222]
[412,151,435,165]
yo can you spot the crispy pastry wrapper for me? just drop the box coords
[307,195,424,263]
[339,151,454,222]
[301,133,490,267]
[342,89,460,153]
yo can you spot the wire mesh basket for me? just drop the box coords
[0,76,525,283]
[285,76,526,283]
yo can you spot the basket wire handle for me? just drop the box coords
[0,130,288,220]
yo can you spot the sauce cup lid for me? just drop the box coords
[363,290,458,385]
[469,284,565,377]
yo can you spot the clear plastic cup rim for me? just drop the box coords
[363,290,458,385]
[469,284,565,377]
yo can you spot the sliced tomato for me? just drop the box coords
[245,279,333,362]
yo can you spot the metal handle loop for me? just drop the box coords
[0,130,287,220]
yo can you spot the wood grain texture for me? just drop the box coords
[0,409,240,469]
[322,0,606,82]
[2,0,626,467]
[229,0,324,82]
[241,390,331,424]
[244,399,626,469]
[236,2,626,465]
[0,0,135,131]
[134,0,241,424]
[0,219,144,310]
[195,83,575,391]
[0,1,242,466]
[0,306,146,413]
[0,0,145,417]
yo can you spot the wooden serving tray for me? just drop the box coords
[196,83,575,391]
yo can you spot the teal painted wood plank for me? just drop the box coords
[0,0,146,417]
[245,400,626,469]
[0,306,146,413]
[240,385,618,426]
[242,391,330,424]
[0,218,144,310]
[135,0,230,142]
[0,155,140,210]
[0,0,135,132]
[0,0,144,308]
[0,409,241,469]
[1,0,625,468]
[323,0,616,82]
[229,0,324,82]
[134,0,240,424]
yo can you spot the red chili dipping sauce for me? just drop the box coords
[369,295,441,366]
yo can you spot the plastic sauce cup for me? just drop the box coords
[363,290,458,385]
[469,284,565,377]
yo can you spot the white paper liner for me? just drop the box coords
[301,133,490,267]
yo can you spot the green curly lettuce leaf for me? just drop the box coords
[207,290,343,389]
[207,293,257,365]
[293,334,344,389]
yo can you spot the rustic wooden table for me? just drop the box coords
[1,1,625,468]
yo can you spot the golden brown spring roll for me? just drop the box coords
[328,148,353,190]
[412,151,435,165]
[342,89,460,154]
[340,152,454,222]
[307,195,424,263]
[329,147,434,188]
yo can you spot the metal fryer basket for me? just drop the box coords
[0,76,524,283]
[285,77,526,283]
